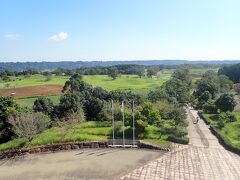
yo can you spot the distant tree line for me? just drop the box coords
[218,63,240,83]
[0,60,229,72]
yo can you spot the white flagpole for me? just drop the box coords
[122,101,125,147]
[111,100,115,146]
[132,100,135,147]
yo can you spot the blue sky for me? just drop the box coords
[0,0,240,62]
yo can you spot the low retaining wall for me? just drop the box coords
[0,141,108,160]
[139,142,171,151]
[0,140,171,160]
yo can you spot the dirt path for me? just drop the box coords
[119,107,240,180]
[0,148,164,180]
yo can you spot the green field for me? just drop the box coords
[15,95,61,107]
[0,74,69,89]
[0,68,218,90]
[83,74,169,93]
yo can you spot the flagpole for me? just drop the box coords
[122,101,125,147]
[111,100,115,146]
[132,100,135,147]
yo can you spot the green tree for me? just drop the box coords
[59,93,84,114]
[62,74,91,93]
[194,78,219,99]
[172,68,192,86]
[33,97,54,116]
[83,97,104,120]
[215,94,236,112]
[218,75,233,92]
[164,78,191,104]
[0,96,18,143]
[108,67,118,80]
[135,102,161,125]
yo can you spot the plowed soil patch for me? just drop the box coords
[0,85,62,98]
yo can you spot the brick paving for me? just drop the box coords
[118,108,240,180]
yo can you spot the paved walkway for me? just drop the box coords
[0,149,163,180]
[119,107,240,180]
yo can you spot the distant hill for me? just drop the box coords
[0,60,240,72]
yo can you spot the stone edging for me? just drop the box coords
[0,140,171,160]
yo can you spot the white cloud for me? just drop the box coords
[3,34,20,40]
[48,32,68,41]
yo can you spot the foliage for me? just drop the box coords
[203,111,240,152]
[135,120,148,133]
[58,92,84,115]
[218,63,240,83]
[194,78,219,100]
[8,110,51,142]
[108,67,119,80]
[147,87,168,102]
[62,74,91,93]
[234,83,240,95]
[202,101,217,114]
[33,96,54,116]
[83,97,104,121]
[215,94,236,112]
[147,66,159,77]
[148,68,192,105]
[0,96,18,143]
[135,102,161,125]
[45,74,53,81]
[218,75,233,92]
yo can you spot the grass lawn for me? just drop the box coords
[15,95,61,107]
[83,74,169,93]
[0,121,173,152]
[0,74,69,89]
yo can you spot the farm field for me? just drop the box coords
[0,85,62,98]
[15,95,61,107]
[0,68,219,107]
[0,74,69,89]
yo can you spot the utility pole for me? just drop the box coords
[132,100,135,147]
[111,100,115,146]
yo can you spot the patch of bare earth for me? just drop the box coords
[0,85,62,98]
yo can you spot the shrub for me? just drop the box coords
[33,97,54,116]
[203,103,217,114]
[8,111,51,142]
[135,119,148,133]
[215,94,236,112]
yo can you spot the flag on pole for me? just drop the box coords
[121,101,125,147]
[111,100,115,146]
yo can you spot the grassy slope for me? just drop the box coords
[203,112,240,150]
[0,121,172,152]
